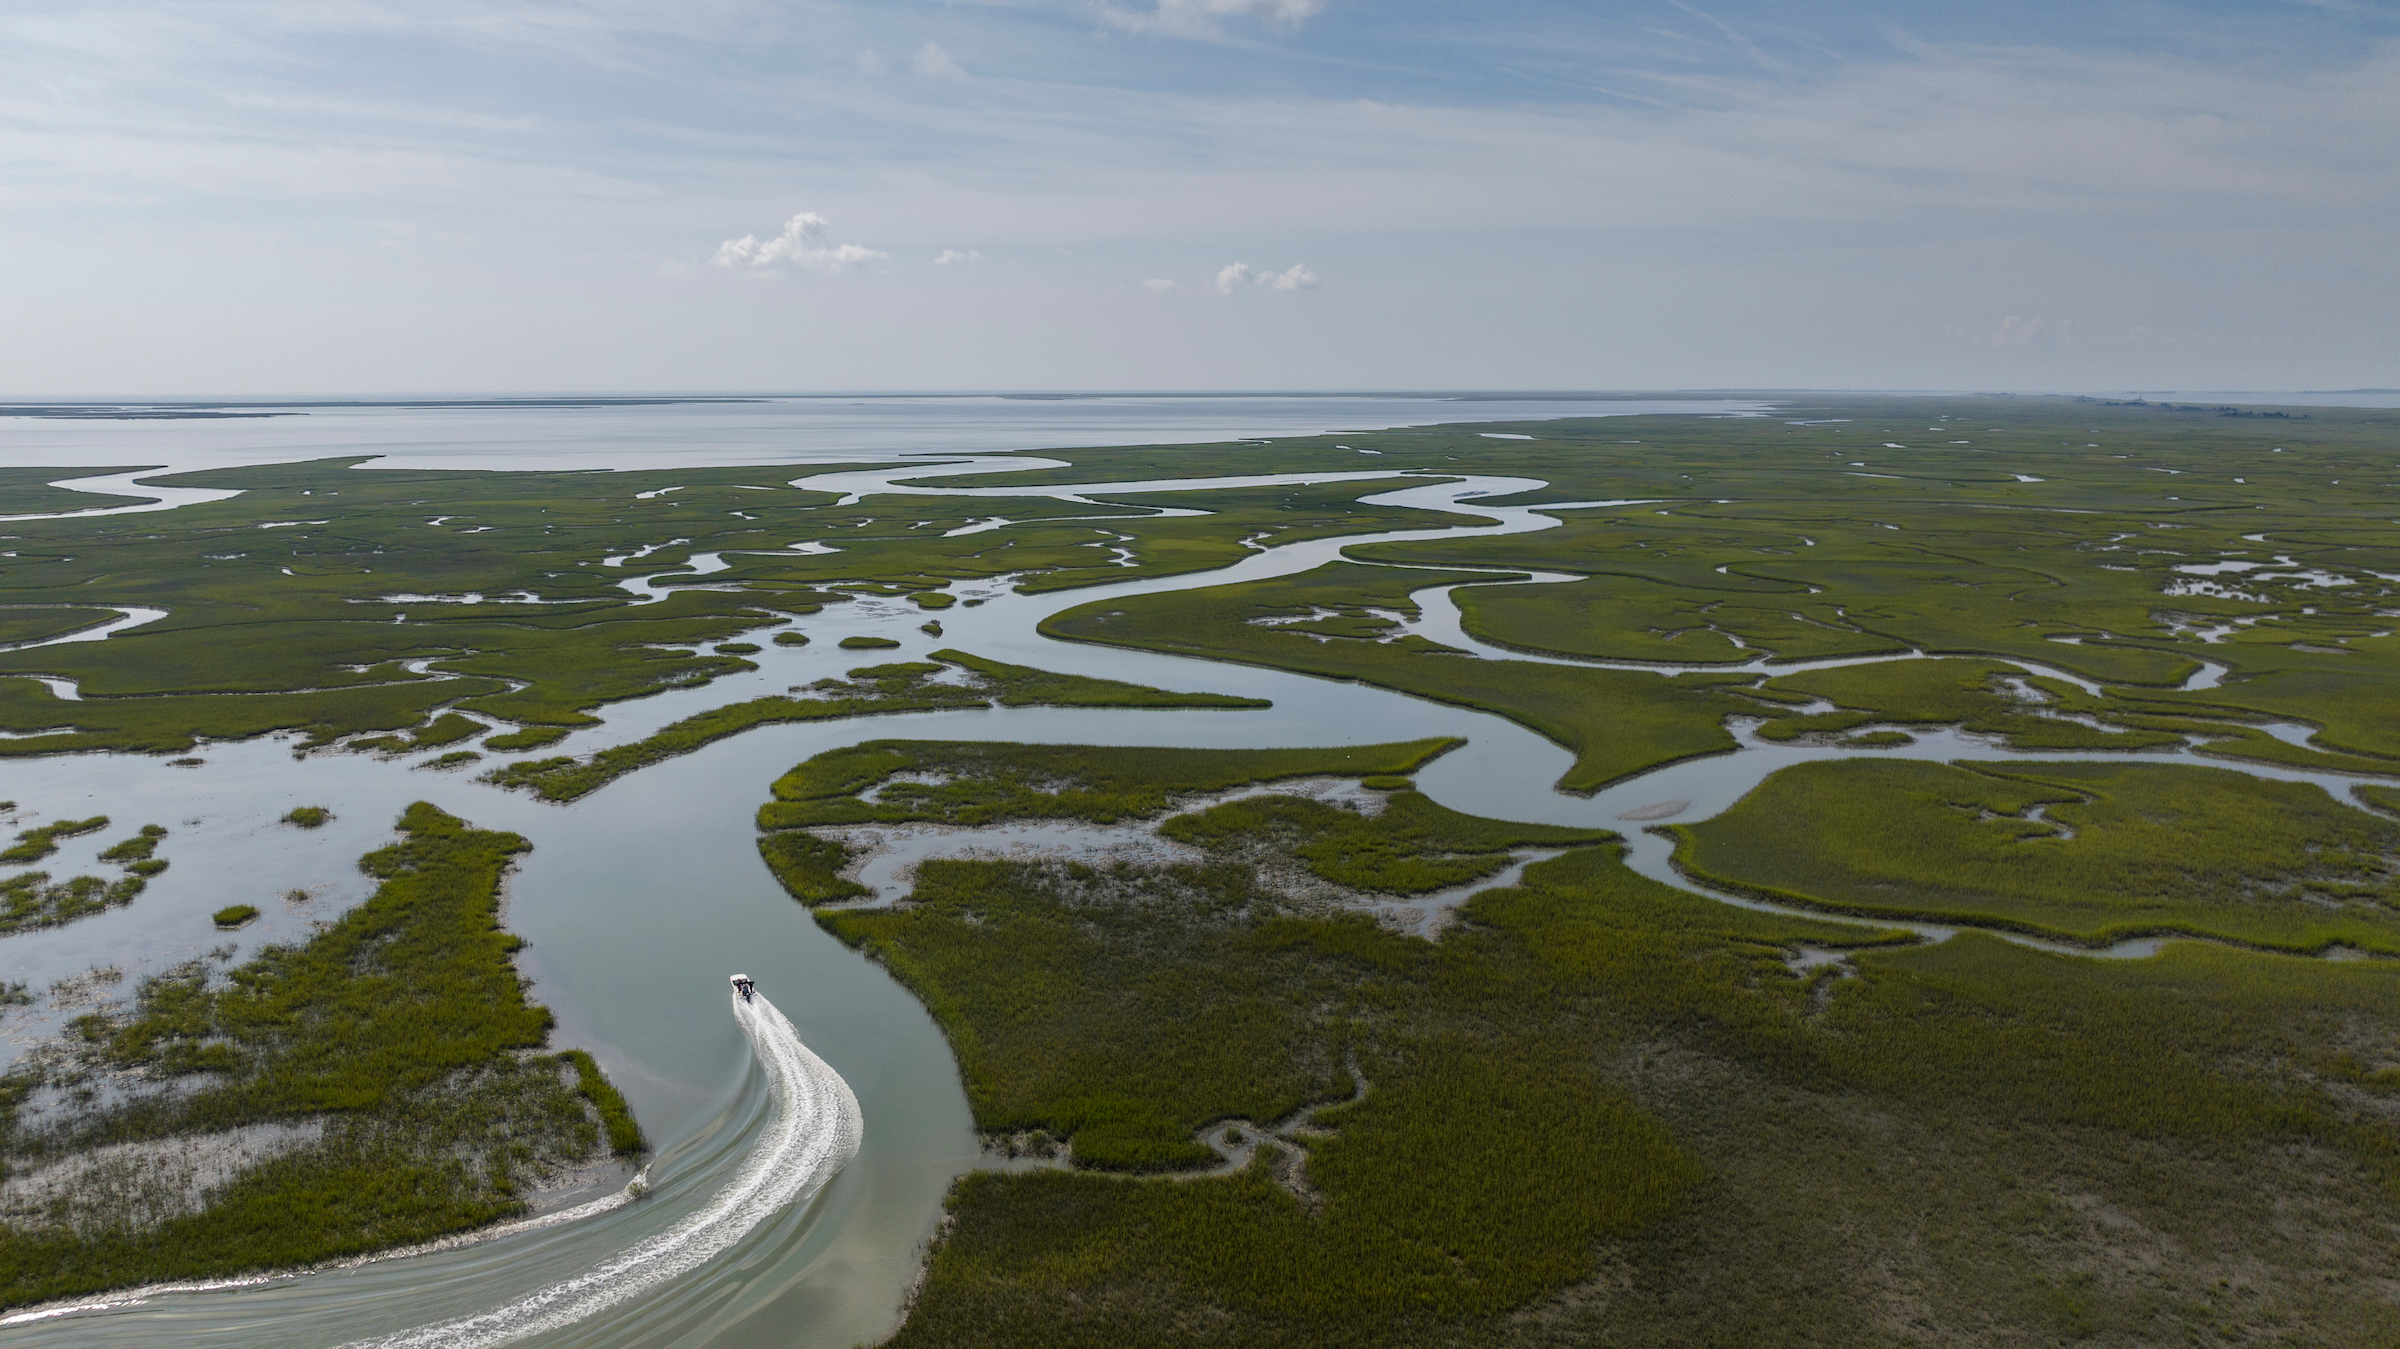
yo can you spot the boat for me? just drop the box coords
[730,973,755,1002]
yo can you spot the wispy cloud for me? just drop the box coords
[912,42,966,80]
[714,213,886,274]
[1100,0,1326,40]
[855,49,886,76]
[1664,0,1789,72]
[1143,278,1178,293]
[934,248,980,264]
[1216,261,1318,294]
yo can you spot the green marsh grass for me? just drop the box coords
[211,904,259,928]
[748,735,2400,1344]
[1159,790,1612,894]
[97,824,166,864]
[756,739,1458,834]
[481,725,568,752]
[491,652,1271,803]
[1676,759,2400,951]
[1,816,108,864]
[1043,561,1757,792]
[556,1049,645,1156]
[0,872,145,934]
[0,803,641,1309]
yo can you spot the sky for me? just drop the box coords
[2,0,2395,395]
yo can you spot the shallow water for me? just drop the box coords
[2,405,2390,1346]
[0,394,1769,482]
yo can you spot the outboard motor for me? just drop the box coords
[730,973,755,1002]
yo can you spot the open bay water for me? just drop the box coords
[0,393,1767,479]
[3,397,2392,1346]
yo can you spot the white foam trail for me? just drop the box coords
[348,993,862,1349]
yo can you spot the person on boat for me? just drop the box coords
[731,973,755,1002]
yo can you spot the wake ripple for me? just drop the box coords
[349,992,862,1348]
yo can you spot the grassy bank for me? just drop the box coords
[753,738,1461,902]
[1044,561,1757,792]
[751,737,2400,1346]
[1674,759,2400,952]
[0,803,640,1309]
[487,650,1269,803]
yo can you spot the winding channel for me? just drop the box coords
[0,463,2390,1346]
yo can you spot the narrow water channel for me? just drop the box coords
[2,465,2386,1346]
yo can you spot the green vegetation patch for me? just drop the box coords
[1677,759,2400,951]
[758,738,1458,835]
[1161,791,1613,894]
[0,821,169,935]
[0,608,124,647]
[1753,658,2186,750]
[825,741,2400,1345]
[1046,561,1757,792]
[758,830,871,905]
[806,743,1860,1341]
[490,652,1272,803]
[1,872,145,934]
[0,673,513,759]
[0,466,159,515]
[0,803,640,1309]
[772,631,810,647]
[556,1049,645,1156]
[97,824,167,865]
[1,815,108,864]
[839,635,901,650]
[481,725,568,752]
[212,904,259,929]
[282,806,331,829]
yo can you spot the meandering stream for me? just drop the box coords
[2,444,2389,1346]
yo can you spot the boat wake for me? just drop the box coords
[348,991,862,1348]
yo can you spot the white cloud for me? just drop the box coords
[1143,278,1178,293]
[1266,262,1318,291]
[934,249,980,264]
[713,213,887,275]
[1101,0,1326,39]
[855,49,885,76]
[912,42,965,81]
[1216,261,1318,294]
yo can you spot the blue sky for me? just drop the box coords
[3,1,2394,393]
